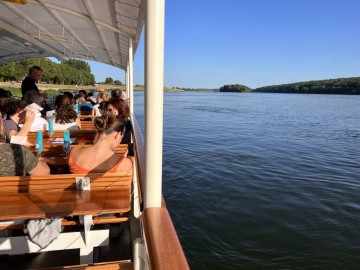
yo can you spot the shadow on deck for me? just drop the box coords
[0,222,132,269]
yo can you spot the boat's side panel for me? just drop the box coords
[142,207,190,270]
[132,116,188,269]
[132,116,145,206]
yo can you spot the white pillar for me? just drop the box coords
[128,38,134,116]
[144,0,165,209]
[126,63,129,96]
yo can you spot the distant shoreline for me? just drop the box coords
[221,77,360,95]
[0,82,185,93]
[0,82,120,91]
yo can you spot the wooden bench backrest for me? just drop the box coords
[0,173,131,193]
[80,115,97,120]
[28,130,96,143]
[80,121,95,130]
[28,144,128,156]
[80,110,92,116]
[29,130,96,137]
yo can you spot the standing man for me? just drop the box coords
[21,66,43,98]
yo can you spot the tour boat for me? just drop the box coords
[0,0,189,269]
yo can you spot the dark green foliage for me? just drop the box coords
[252,77,360,95]
[220,84,251,92]
[61,59,91,73]
[0,58,98,85]
[105,77,114,84]
[104,77,114,84]
[114,80,122,85]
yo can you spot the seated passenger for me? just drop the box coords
[40,92,52,117]
[118,91,128,103]
[0,88,9,108]
[48,95,81,130]
[98,101,109,116]
[63,91,74,104]
[91,93,110,116]
[110,89,122,99]
[0,113,50,230]
[87,92,96,105]
[4,99,35,146]
[0,113,50,176]
[23,90,49,131]
[76,96,93,113]
[107,98,132,144]
[0,89,10,119]
[46,93,70,118]
[5,90,12,98]
[69,113,132,174]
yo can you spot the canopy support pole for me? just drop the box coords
[144,0,165,209]
[128,38,134,115]
[126,63,129,97]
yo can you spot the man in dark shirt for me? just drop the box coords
[21,66,43,98]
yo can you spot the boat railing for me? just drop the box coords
[131,115,190,269]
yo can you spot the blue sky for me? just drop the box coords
[89,0,360,89]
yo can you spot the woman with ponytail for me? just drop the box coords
[68,113,132,174]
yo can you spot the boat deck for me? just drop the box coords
[0,222,133,269]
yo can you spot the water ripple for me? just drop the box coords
[140,92,360,269]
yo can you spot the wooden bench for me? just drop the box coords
[28,130,97,145]
[81,121,96,130]
[79,111,95,122]
[27,132,128,173]
[28,144,128,157]
[80,115,97,120]
[0,173,132,263]
[80,111,92,116]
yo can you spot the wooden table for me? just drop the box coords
[28,130,96,145]
[0,189,130,221]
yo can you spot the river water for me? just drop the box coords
[134,92,360,270]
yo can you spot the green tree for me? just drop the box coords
[105,77,114,84]
[252,77,360,95]
[220,84,251,92]
[61,59,91,73]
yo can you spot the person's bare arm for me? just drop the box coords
[28,161,50,175]
[6,110,36,146]
[7,129,18,141]
[117,157,133,175]
[16,110,35,137]
[6,129,33,146]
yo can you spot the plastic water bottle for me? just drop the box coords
[63,131,71,159]
[36,131,43,160]
[47,118,54,139]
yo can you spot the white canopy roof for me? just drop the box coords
[0,0,145,70]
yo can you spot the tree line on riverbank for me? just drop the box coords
[0,58,124,86]
[220,84,251,92]
[220,77,360,95]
